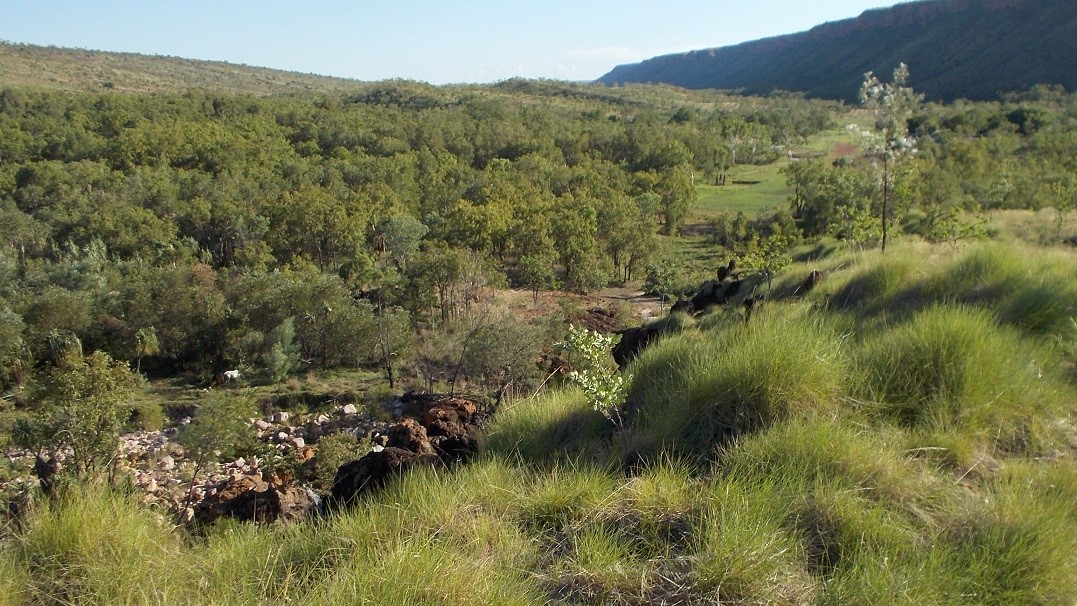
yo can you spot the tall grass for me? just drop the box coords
[693,481,817,605]
[486,388,612,463]
[4,239,1077,605]
[0,549,29,606]
[626,308,849,462]
[858,305,1066,454]
[8,486,189,604]
[931,472,1077,605]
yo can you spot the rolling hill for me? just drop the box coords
[597,0,1077,102]
[0,42,368,95]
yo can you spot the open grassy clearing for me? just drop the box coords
[692,125,863,219]
[5,238,1077,605]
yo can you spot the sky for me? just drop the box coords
[0,1,899,84]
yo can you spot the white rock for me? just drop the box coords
[275,431,290,443]
[315,414,330,425]
[159,456,175,471]
[254,419,272,431]
[291,437,306,449]
[272,411,291,423]
[233,457,246,468]
[341,404,358,415]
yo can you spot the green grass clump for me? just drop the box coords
[551,525,653,603]
[626,309,848,461]
[309,461,544,605]
[921,243,1077,338]
[693,482,817,605]
[486,388,611,463]
[193,520,344,604]
[0,550,29,606]
[517,465,618,535]
[9,486,188,604]
[858,305,1064,453]
[720,420,953,514]
[831,248,921,311]
[930,475,1077,605]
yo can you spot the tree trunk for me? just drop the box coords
[881,155,890,253]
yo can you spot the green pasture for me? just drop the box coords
[693,125,861,218]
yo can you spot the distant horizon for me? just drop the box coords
[0,1,899,85]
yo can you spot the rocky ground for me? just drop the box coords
[2,393,490,527]
[2,400,394,523]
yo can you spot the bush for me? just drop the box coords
[124,400,166,431]
[15,350,140,478]
[312,431,369,490]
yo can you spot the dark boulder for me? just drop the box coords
[195,475,315,525]
[687,279,742,312]
[387,418,435,455]
[670,298,695,315]
[329,394,489,508]
[420,397,484,464]
[795,270,826,296]
[329,447,438,507]
[613,324,660,367]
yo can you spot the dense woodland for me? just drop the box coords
[1,77,1075,395]
[0,80,838,388]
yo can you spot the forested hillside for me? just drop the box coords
[598,0,1077,102]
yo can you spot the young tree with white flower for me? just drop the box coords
[857,63,923,252]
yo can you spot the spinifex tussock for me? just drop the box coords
[924,242,1077,338]
[719,419,957,516]
[926,469,1077,605]
[626,308,849,462]
[309,460,543,605]
[858,305,1066,454]
[831,248,920,310]
[692,481,818,605]
[486,388,611,463]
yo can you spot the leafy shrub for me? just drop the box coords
[14,350,140,478]
[124,400,166,432]
[558,325,631,428]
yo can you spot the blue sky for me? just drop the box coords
[0,1,898,84]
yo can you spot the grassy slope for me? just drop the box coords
[0,42,368,95]
[4,238,1077,605]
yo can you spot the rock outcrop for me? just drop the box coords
[329,393,488,508]
[194,474,316,525]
